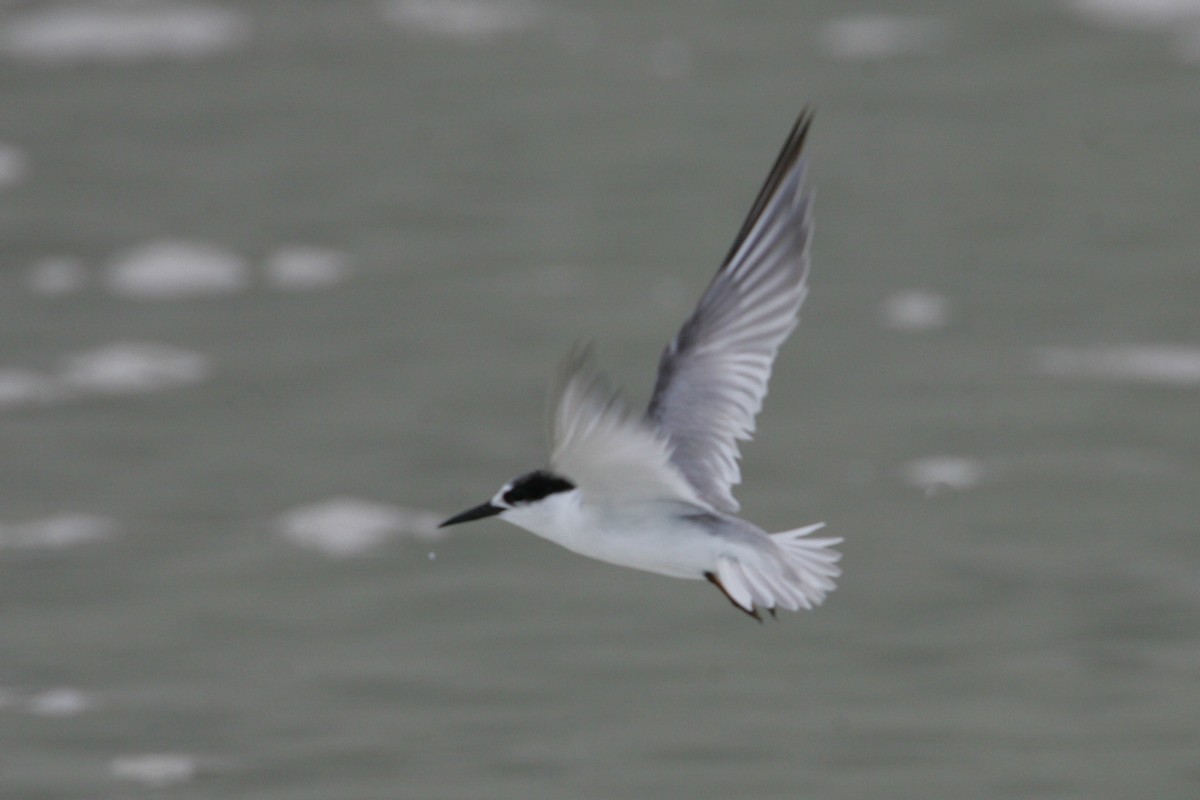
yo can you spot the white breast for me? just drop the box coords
[499,491,744,580]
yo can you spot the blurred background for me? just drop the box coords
[1,1,1197,798]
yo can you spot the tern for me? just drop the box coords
[440,109,842,619]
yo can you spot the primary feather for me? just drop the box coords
[647,109,815,512]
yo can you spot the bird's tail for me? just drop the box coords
[769,522,842,610]
[711,523,842,617]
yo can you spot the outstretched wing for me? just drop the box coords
[548,347,709,508]
[646,110,815,513]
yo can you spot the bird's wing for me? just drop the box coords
[548,346,710,508]
[646,109,815,513]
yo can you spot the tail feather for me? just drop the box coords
[773,522,843,604]
[712,522,842,617]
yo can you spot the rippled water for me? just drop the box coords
[2,2,1198,798]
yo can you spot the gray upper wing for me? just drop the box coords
[646,110,815,513]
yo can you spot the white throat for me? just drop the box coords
[497,488,586,545]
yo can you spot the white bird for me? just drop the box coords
[440,110,842,619]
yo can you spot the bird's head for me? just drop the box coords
[439,470,578,529]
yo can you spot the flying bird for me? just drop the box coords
[441,110,841,619]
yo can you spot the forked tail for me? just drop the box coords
[771,523,842,606]
[708,523,842,619]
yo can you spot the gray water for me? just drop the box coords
[1,2,1198,798]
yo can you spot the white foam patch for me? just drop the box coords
[105,239,248,299]
[34,243,351,299]
[383,0,539,39]
[0,369,65,410]
[1036,345,1200,386]
[881,289,951,331]
[0,142,29,188]
[110,753,199,787]
[264,246,351,290]
[0,514,115,549]
[1,343,210,411]
[0,1,251,65]
[1066,0,1200,65]
[819,14,949,60]
[900,456,988,493]
[58,342,211,395]
[1065,0,1200,30]
[25,687,93,716]
[27,256,88,295]
[277,498,444,558]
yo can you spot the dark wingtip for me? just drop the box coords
[719,107,815,269]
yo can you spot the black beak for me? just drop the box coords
[438,501,504,528]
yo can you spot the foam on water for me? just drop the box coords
[0,142,29,188]
[26,256,88,295]
[900,455,989,493]
[2,343,211,411]
[277,497,444,557]
[0,1,251,65]
[110,753,199,787]
[31,242,352,299]
[819,14,949,60]
[1036,345,1200,386]
[25,687,93,717]
[1065,0,1200,29]
[383,0,539,39]
[104,239,249,299]
[0,369,65,409]
[0,514,115,549]
[263,246,352,290]
[58,342,212,395]
[1066,0,1200,64]
[881,289,951,332]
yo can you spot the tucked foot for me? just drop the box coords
[705,570,765,622]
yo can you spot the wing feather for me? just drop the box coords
[548,347,708,508]
[647,109,816,513]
